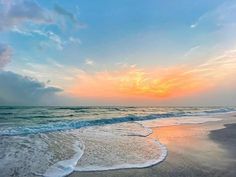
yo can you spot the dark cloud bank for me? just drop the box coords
[0,43,62,106]
[0,71,62,105]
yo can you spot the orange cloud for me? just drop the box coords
[68,49,236,101]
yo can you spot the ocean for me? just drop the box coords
[0,106,235,177]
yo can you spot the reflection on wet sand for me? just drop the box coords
[150,124,232,171]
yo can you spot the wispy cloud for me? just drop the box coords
[11,28,81,50]
[31,30,64,50]
[11,26,33,36]
[46,31,64,50]
[68,37,82,45]
[190,1,236,29]
[15,29,65,50]
[0,0,53,31]
[184,45,200,57]
[190,23,198,28]
[54,4,77,23]
[85,58,94,65]
[1,0,84,52]
[54,3,87,29]
[47,58,64,68]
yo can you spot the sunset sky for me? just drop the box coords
[0,0,236,106]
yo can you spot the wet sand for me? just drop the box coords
[69,113,236,177]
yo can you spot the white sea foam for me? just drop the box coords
[74,123,166,171]
[75,139,167,172]
[42,122,167,176]
[43,141,84,177]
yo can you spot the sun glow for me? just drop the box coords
[69,67,206,100]
[68,49,236,101]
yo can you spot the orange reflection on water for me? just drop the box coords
[149,125,206,145]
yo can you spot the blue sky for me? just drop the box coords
[0,0,236,105]
[3,0,226,67]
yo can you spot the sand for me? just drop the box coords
[69,113,236,177]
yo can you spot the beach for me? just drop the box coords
[69,113,236,177]
[1,107,236,177]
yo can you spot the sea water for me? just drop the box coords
[0,106,235,177]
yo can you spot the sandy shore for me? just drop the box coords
[69,113,236,177]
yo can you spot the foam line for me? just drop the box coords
[75,139,167,172]
[43,141,84,177]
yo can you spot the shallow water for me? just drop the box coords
[0,106,235,177]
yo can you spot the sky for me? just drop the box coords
[0,0,236,106]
